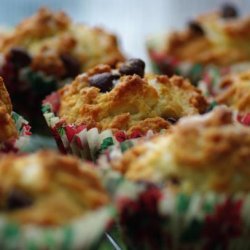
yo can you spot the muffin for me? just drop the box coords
[0,150,113,249]
[111,107,250,249]
[147,3,250,93]
[0,77,30,152]
[42,58,208,160]
[215,70,250,125]
[0,7,125,133]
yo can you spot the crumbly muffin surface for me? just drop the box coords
[0,77,18,143]
[112,107,250,193]
[58,62,207,135]
[0,8,124,74]
[0,150,109,226]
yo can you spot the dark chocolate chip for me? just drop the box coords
[111,73,121,80]
[169,176,180,185]
[6,189,33,211]
[188,21,204,35]
[8,47,32,68]
[89,72,115,92]
[221,3,238,19]
[166,117,178,124]
[119,58,145,78]
[60,54,81,78]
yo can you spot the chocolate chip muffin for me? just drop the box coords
[42,58,207,160]
[112,106,250,193]
[113,108,250,250]
[0,8,125,133]
[0,150,109,225]
[148,3,250,87]
[58,59,207,134]
[0,150,113,249]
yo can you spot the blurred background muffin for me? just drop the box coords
[2,1,250,67]
[0,150,112,249]
[0,7,124,134]
[148,3,250,86]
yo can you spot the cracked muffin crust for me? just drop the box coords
[0,7,124,74]
[0,77,18,143]
[58,59,207,135]
[112,107,250,193]
[0,150,109,226]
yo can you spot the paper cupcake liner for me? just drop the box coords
[0,206,114,250]
[42,92,155,161]
[0,112,31,153]
[109,176,250,250]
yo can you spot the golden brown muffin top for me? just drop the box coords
[0,150,109,226]
[112,107,250,193]
[0,77,18,143]
[160,5,250,66]
[216,70,250,113]
[0,8,124,75]
[58,60,207,135]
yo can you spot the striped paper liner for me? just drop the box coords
[42,92,155,161]
[0,206,114,250]
[0,112,31,153]
[107,174,250,250]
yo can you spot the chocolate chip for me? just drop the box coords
[60,54,81,78]
[166,117,178,124]
[89,72,115,92]
[169,176,180,185]
[119,58,145,78]
[221,3,238,19]
[8,47,32,68]
[6,189,33,211]
[188,21,204,35]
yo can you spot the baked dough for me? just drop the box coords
[0,77,18,143]
[164,10,250,66]
[0,150,109,226]
[58,64,207,135]
[0,8,124,74]
[112,107,250,193]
